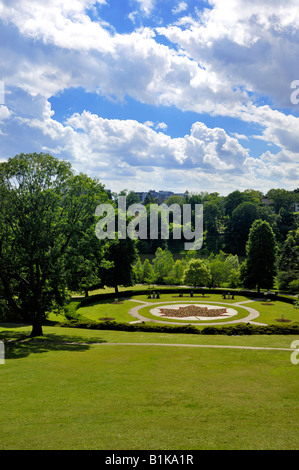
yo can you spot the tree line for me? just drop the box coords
[114,187,299,257]
[121,187,298,294]
[133,217,281,295]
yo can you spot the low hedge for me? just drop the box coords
[59,319,299,336]
[76,287,297,308]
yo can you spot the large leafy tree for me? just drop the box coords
[142,258,155,285]
[241,219,277,293]
[0,153,108,336]
[276,228,299,291]
[95,203,139,294]
[224,190,244,217]
[203,198,223,253]
[100,237,138,294]
[266,188,294,213]
[152,247,174,284]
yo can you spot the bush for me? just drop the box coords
[288,278,299,294]
[277,271,298,291]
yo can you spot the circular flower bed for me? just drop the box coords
[159,304,228,318]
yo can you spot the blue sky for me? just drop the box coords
[0,0,299,195]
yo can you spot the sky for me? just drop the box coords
[0,0,299,195]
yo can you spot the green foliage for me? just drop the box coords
[152,247,174,283]
[100,237,138,294]
[277,228,299,291]
[277,271,298,291]
[203,198,223,253]
[266,188,295,213]
[288,279,299,294]
[142,258,155,285]
[133,257,143,283]
[242,219,277,292]
[226,201,259,254]
[0,153,73,334]
[1,160,297,336]
[63,300,82,321]
[167,259,186,285]
[0,153,127,334]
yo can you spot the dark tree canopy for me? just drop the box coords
[242,219,277,292]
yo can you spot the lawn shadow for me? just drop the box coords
[0,331,107,360]
[80,298,127,308]
[0,322,31,329]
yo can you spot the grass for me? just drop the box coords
[1,323,298,348]
[135,302,249,323]
[76,299,135,323]
[0,324,298,450]
[249,300,299,324]
[73,292,299,326]
[1,289,298,450]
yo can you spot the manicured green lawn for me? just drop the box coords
[249,300,299,324]
[2,289,297,450]
[75,292,299,326]
[77,299,135,323]
[0,325,298,450]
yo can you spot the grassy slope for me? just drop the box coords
[1,289,298,450]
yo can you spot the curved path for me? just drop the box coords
[93,342,296,352]
[128,299,266,326]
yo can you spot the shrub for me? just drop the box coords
[288,278,299,294]
[59,320,299,336]
[277,271,298,291]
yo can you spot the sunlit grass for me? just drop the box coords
[0,325,298,450]
[250,300,299,324]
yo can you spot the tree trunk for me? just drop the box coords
[30,321,43,337]
[114,285,119,295]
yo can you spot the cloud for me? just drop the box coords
[134,0,155,17]
[157,0,299,109]
[0,0,112,52]
[0,0,298,193]
[172,2,187,15]
[2,0,298,116]
[2,93,296,194]
[5,92,251,181]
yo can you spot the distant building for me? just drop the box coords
[135,192,148,202]
[261,194,299,212]
[135,190,183,203]
[260,196,272,205]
